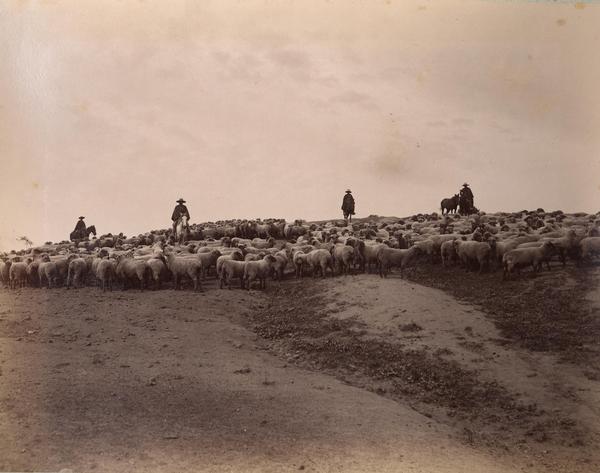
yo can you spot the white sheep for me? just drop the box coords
[503,241,556,279]
[95,258,117,292]
[306,249,334,278]
[440,239,457,267]
[38,259,58,288]
[377,246,422,278]
[197,249,221,279]
[164,251,203,291]
[244,253,264,262]
[9,261,28,289]
[0,260,12,288]
[412,239,436,263]
[115,255,151,291]
[66,257,88,289]
[272,249,289,280]
[363,243,386,273]
[146,256,167,290]
[251,237,275,249]
[454,240,496,273]
[292,250,308,278]
[495,239,520,264]
[219,259,247,289]
[243,254,277,290]
[540,230,581,266]
[26,259,40,287]
[216,250,244,278]
[332,244,355,276]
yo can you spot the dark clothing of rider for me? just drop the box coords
[172,202,190,235]
[74,219,86,233]
[460,186,474,202]
[171,204,190,222]
[459,185,474,215]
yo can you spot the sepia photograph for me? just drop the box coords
[0,0,599,472]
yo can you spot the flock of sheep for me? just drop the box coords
[1,210,600,292]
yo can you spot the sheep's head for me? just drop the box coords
[231,250,244,261]
[264,255,277,264]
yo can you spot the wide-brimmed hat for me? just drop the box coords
[345,189,352,193]
[176,198,186,203]
[79,216,85,219]
[462,183,469,187]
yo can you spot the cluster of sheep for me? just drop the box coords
[1,210,600,292]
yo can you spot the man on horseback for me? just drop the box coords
[73,216,86,239]
[342,189,355,224]
[171,198,190,235]
[459,183,475,215]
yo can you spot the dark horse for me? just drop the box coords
[440,194,459,214]
[70,225,96,242]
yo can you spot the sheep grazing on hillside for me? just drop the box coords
[502,241,556,279]
[95,258,117,292]
[306,249,334,278]
[164,252,203,291]
[115,255,151,291]
[244,254,277,290]
[377,246,422,278]
[219,259,247,289]
[66,257,88,289]
[454,239,496,273]
[9,261,28,289]
[332,244,355,276]
[580,237,600,262]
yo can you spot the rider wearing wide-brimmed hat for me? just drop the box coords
[73,216,86,234]
[171,198,191,235]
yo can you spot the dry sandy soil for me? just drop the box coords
[0,264,598,472]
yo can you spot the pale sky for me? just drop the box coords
[1,0,599,250]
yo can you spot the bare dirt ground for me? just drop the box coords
[0,265,598,472]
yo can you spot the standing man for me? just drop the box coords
[171,198,190,235]
[459,183,474,215]
[341,189,355,224]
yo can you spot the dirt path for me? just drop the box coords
[0,277,596,472]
